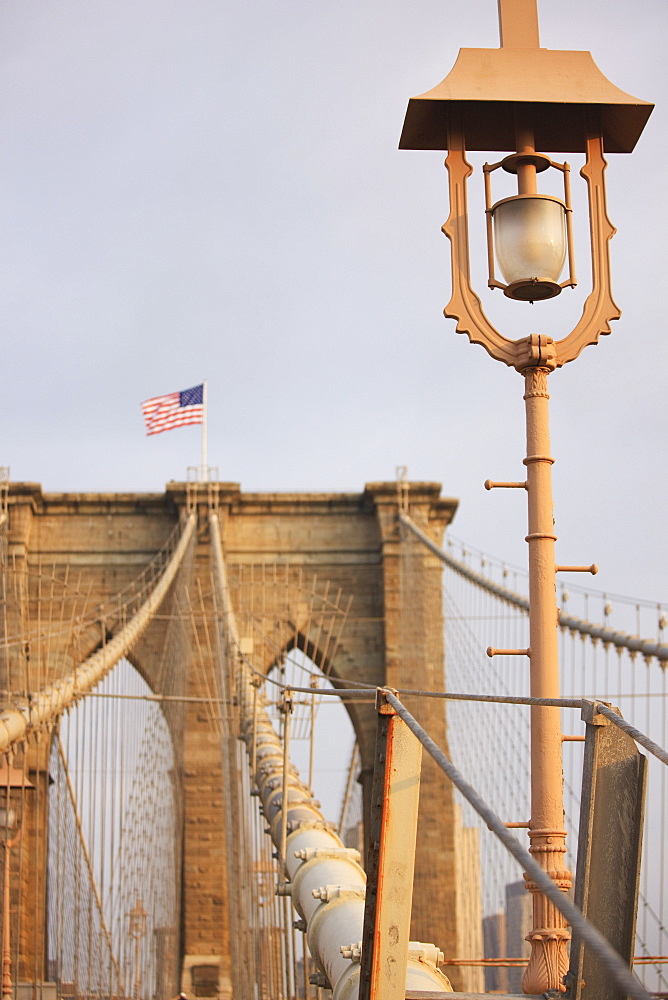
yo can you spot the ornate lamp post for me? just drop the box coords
[127,897,147,1000]
[0,760,34,999]
[400,0,652,994]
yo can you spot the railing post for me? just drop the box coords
[359,688,423,1000]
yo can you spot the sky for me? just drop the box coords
[1,0,666,606]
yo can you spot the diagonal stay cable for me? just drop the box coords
[399,511,668,663]
[382,687,652,1000]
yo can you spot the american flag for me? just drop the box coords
[141,384,204,436]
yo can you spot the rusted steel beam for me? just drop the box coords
[360,689,451,999]
[567,703,647,999]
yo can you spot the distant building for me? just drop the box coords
[453,805,484,993]
[482,911,507,993]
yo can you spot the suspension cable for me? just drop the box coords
[399,511,668,662]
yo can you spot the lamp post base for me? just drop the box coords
[523,930,570,995]
[522,861,572,994]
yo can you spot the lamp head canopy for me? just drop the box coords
[399,0,653,153]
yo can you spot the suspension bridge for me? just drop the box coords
[0,473,665,1000]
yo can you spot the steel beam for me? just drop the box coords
[360,690,425,1000]
[566,703,647,999]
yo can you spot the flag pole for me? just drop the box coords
[201,379,208,482]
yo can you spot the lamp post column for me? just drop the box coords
[521,366,570,995]
[1,828,21,999]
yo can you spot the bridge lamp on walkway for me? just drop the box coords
[400,0,652,994]
[127,897,148,1000]
[0,761,34,999]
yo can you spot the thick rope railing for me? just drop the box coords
[382,688,652,1000]
[399,510,668,663]
[0,511,196,753]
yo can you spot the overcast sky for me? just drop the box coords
[1,0,666,606]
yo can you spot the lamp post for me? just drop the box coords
[400,0,652,994]
[127,897,147,1000]
[0,817,20,1000]
[0,761,34,999]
